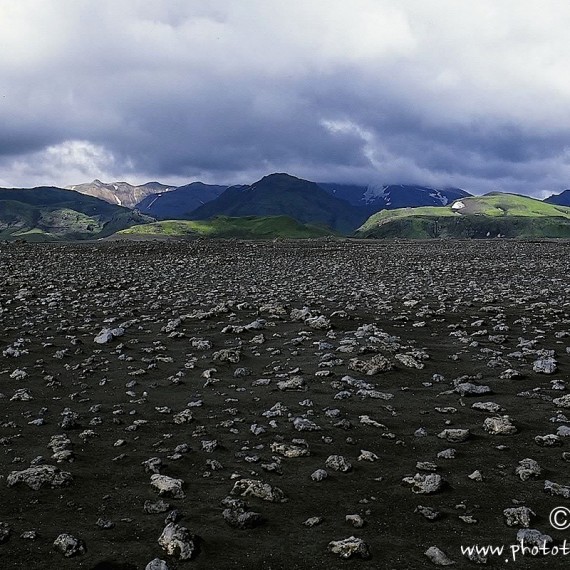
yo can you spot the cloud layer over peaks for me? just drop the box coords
[1,1,570,196]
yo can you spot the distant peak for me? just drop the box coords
[93,179,104,186]
[261,172,301,181]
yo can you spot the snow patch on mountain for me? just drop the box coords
[428,189,449,205]
[145,194,162,210]
[363,184,389,204]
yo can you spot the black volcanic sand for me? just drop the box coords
[1,239,569,569]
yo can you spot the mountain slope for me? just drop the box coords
[66,179,175,208]
[544,189,570,206]
[356,193,570,239]
[136,182,228,218]
[115,215,332,239]
[319,182,471,209]
[0,186,153,241]
[189,173,369,233]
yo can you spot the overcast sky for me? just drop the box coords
[1,0,570,196]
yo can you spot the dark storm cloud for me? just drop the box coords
[1,0,569,196]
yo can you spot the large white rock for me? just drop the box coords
[158,523,196,560]
[7,465,73,490]
[150,474,185,499]
[328,536,370,559]
[94,327,124,344]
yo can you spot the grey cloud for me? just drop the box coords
[1,1,569,196]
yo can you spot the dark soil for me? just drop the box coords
[0,239,569,569]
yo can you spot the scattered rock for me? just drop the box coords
[328,536,370,559]
[222,506,262,529]
[402,473,444,494]
[53,533,86,557]
[503,506,535,528]
[150,474,186,499]
[94,327,124,344]
[311,469,328,482]
[415,505,441,521]
[516,528,553,547]
[144,500,171,514]
[535,434,562,447]
[454,382,492,396]
[158,523,198,560]
[349,355,392,375]
[325,455,352,472]
[303,516,324,527]
[533,358,557,374]
[425,545,455,566]
[553,394,570,408]
[483,416,517,435]
[437,429,470,443]
[0,523,11,544]
[544,479,570,499]
[270,442,310,458]
[7,465,73,490]
[231,479,286,502]
[345,514,365,528]
[515,458,541,481]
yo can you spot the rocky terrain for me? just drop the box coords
[0,239,569,569]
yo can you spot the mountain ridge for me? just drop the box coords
[136,182,229,218]
[66,179,175,208]
[187,173,369,233]
[318,182,471,209]
[544,189,570,206]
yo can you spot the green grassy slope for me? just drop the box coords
[0,187,153,241]
[453,193,570,217]
[116,215,333,239]
[357,193,570,239]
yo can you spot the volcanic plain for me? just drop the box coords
[1,239,569,569]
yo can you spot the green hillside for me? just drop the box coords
[357,193,570,239]
[0,187,153,241]
[116,215,333,239]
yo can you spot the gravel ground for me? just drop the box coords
[1,239,569,569]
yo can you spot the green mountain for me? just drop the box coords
[189,173,369,234]
[115,215,333,240]
[0,186,153,241]
[356,193,570,239]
